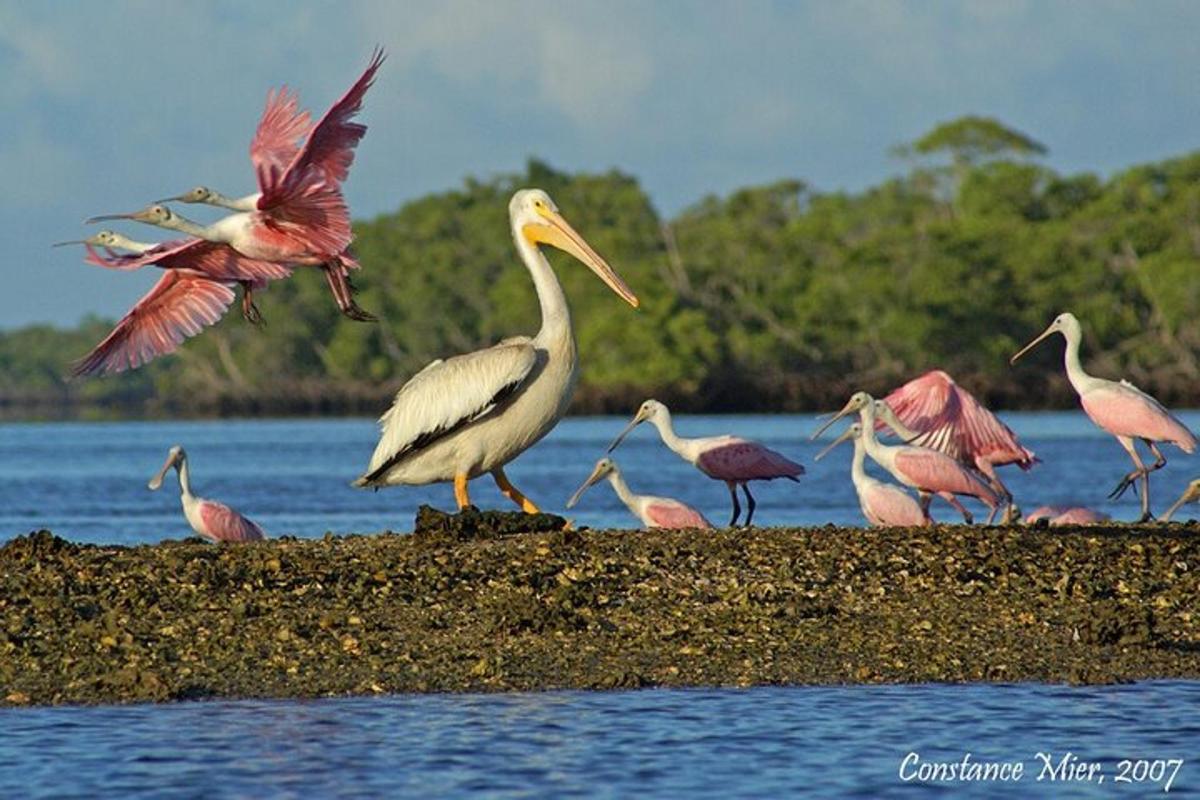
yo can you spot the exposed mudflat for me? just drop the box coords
[2,508,1198,706]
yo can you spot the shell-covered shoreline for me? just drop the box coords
[2,509,1198,706]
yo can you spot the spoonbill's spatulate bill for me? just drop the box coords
[1160,479,1200,522]
[566,457,712,529]
[353,189,639,513]
[815,422,928,527]
[877,369,1036,522]
[813,392,999,523]
[88,49,385,322]
[1011,312,1196,521]
[148,446,265,543]
[608,399,804,527]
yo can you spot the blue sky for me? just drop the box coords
[2,0,1198,327]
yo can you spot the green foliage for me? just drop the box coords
[3,117,1199,417]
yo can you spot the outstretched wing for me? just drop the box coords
[883,369,1035,468]
[257,48,384,209]
[250,86,312,177]
[86,239,293,283]
[71,272,235,377]
[356,340,537,486]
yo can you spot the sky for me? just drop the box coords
[2,0,1198,328]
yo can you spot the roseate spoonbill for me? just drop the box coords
[88,50,385,321]
[813,393,999,523]
[1160,479,1200,522]
[566,457,712,529]
[815,422,928,527]
[876,370,1036,522]
[1023,505,1110,526]
[156,49,383,212]
[1011,312,1196,521]
[56,231,291,325]
[148,446,265,543]
[607,400,804,527]
[353,189,638,512]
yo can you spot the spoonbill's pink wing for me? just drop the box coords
[86,239,292,283]
[255,181,353,257]
[644,501,712,529]
[861,482,927,527]
[257,48,384,208]
[198,499,266,542]
[884,369,1036,468]
[71,272,234,377]
[1081,384,1197,453]
[696,441,804,482]
[1051,507,1110,525]
[250,86,312,177]
[1024,505,1066,523]
[893,448,997,503]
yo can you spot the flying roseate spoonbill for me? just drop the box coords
[876,370,1036,522]
[1011,312,1197,521]
[607,400,804,527]
[353,190,638,512]
[88,50,385,321]
[1160,479,1200,522]
[156,49,383,212]
[56,231,291,325]
[148,445,265,543]
[813,393,999,523]
[566,457,712,529]
[1023,505,1111,526]
[815,422,928,528]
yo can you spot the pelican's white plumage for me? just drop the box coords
[354,189,638,511]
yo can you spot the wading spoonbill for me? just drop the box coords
[608,400,804,527]
[1011,312,1196,521]
[148,446,265,543]
[815,422,928,527]
[566,457,712,529]
[877,370,1036,522]
[353,189,639,512]
[814,393,999,523]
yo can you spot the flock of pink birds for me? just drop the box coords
[50,51,1200,541]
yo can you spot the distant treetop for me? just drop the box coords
[901,115,1048,165]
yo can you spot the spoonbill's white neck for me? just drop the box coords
[604,466,640,511]
[856,403,889,462]
[207,192,260,212]
[174,454,195,500]
[1059,326,1093,395]
[512,216,570,341]
[154,211,223,243]
[647,407,690,458]
[849,434,870,485]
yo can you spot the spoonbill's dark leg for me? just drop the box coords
[323,260,376,322]
[238,282,264,326]
[937,492,973,524]
[1110,436,1152,520]
[742,484,757,527]
[726,481,741,527]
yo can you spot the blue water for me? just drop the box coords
[3,411,1200,544]
[1,683,1197,797]
[4,414,1199,797]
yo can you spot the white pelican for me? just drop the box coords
[353,189,639,511]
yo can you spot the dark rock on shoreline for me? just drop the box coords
[2,519,1199,707]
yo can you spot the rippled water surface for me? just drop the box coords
[2,683,1198,798]
[3,415,1199,796]
[3,411,1200,544]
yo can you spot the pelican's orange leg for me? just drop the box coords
[454,472,471,510]
[492,468,541,513]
